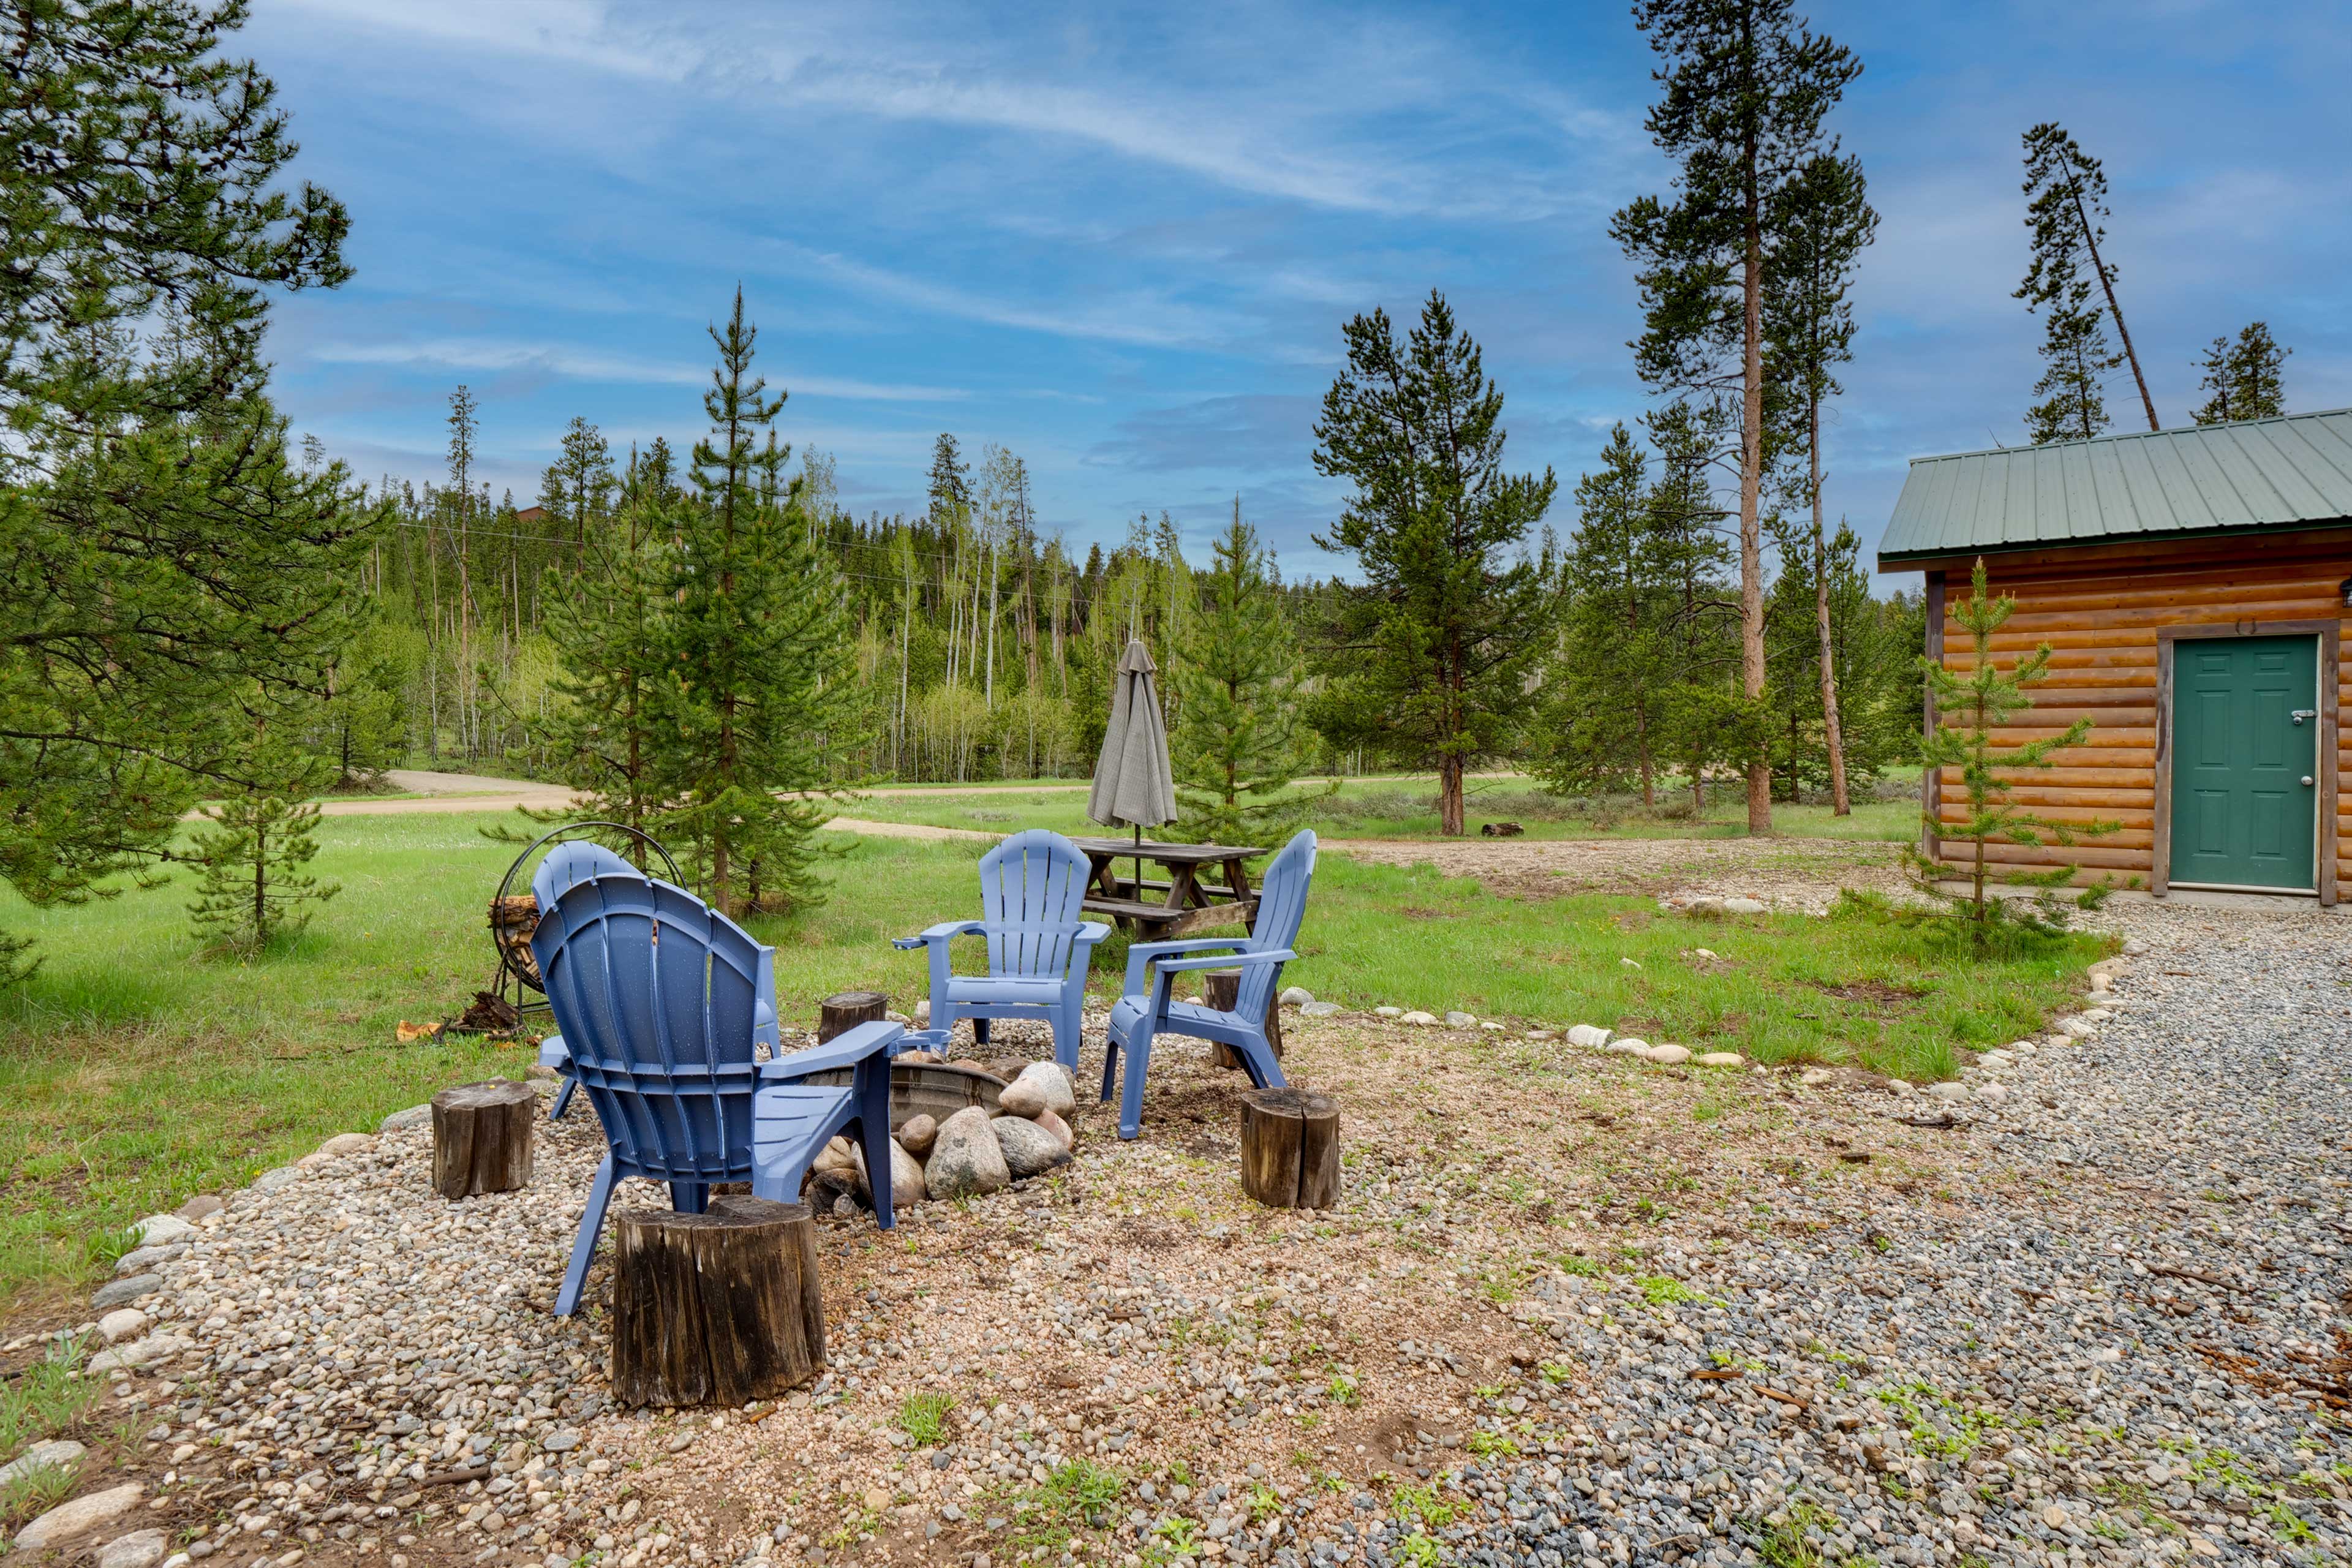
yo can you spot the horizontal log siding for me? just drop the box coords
[1926,538,2352,891]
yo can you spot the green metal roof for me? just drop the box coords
[1877,406,2352,567]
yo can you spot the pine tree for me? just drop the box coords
[2192,323,2290,424]
[2018,123,2154,437]
[1309,292,1557,836]
[1171,500,1327,843]
[1908,559,2114,946]
[1541,426,1676,803]
[186,739,339,953]
[543,416,616,570]
[1765,150,1876,813]
[1611,0,1861,834]
[0,0,366,976]
[650,290,854,916]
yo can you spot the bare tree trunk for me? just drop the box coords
[1812,399,1850,815]
[1439,753,1465,837]
[2062,154,2159,432]
[1740,126,1772,835]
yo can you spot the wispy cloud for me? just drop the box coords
[305,339,968,403]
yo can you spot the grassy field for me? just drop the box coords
[0,805,2094,1315]
[839,774,1921,843]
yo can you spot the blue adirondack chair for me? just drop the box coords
[893,829,1110,1071]
[1100,829,1317,1140]
[529,842,900,1317]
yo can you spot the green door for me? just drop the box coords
[2169,634,2319,890]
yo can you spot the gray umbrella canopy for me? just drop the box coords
[1087,639,1177,830]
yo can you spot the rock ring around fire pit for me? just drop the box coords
[795,1040,1079,1208]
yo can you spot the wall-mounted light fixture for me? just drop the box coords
[2340,576,2352,608]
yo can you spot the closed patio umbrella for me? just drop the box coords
[1088,639,1177,887]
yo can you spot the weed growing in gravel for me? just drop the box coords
[998,1459,1125,1554]
[0,1454,79,1529]
[1634,1275,1720,1308]
[1751,1500,1840,1567]
[0,1335,100,1456]
[1874,1379,2005,1461]
[1388,1480,1464,1528]
[894,1392,953,1447]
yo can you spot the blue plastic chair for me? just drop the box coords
[529,842,900,1317]
[894,829,1110,1071]
[1100,829,1317,1140]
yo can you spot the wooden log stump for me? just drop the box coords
[817,990,889,1044]
[1204,969,1282,1071]
[430,1080,537,1199]
[611,1195,826,1408]
[1238,1088,1341,1209]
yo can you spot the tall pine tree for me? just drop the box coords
[1170,500,1326,843]
[1309,292,1556,836]
[1765,149,1875,814]
[2018,124,2153,439]
[1611,0,1861,833]
[0,0,369,976]
[650,290,853,916]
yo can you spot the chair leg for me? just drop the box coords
[554,1156,617,1317]
[1117,1024,1156,1140]
[1052,997,1082,1073]
[549,1079,577,1120]
[1099,1030,1121,1104]
[1238,1037,1289,1091]
[856,1058,895,1232]
[973,1016,990,1047]
[670,1182,709,1214]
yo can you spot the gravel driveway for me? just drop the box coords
[12,896,2350,1568]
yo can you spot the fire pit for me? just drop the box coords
[484,821,682,1017]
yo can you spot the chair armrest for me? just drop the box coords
[536,1034,570,1071]
[1150,949,1295,976]
[1122,937,1245,994]
[891,919,986,951]
[1073,921,1113,945]
[761,1020,907,1080]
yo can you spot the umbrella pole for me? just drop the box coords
[1133,823,1142,905]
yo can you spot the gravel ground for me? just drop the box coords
[9,894,2351,1568]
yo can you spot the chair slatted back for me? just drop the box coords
[1231,830,1317,1023]
[976,830,1092,978]
[530,848,775,1186]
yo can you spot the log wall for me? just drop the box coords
[1918,527,2352,902]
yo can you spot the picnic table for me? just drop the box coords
[1069,836,1269,938]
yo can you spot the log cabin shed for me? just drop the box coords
[1878,407,2352,903]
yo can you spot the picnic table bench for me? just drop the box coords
[1069,836,1268,938]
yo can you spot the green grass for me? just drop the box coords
[895,1391,955,1447]
[836,774,1920,843]
[0,804,2095,1314]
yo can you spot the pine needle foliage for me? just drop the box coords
[2191,323,2290,425]
[186,790,338,952]
[649,290,855,916]
[1906,559,2115,946]
[1170,500,1331,845]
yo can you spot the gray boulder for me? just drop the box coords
[998,1061,1076,1119]
[991,1115,1073,1180]
[1299,1001,1341,1019]
[129,1213,195,1247]
[896,1113,940,1159]
[12,1483,144,1552]
[1278,986,1314,1009]
[924,1107,1009,1200]
[1444,1011,1476,1030]
[378,1104,432,1133]
[97,1528,168,1568]
[91,1274,160,1311]
[886,1139,926,1208]
[0,1440,85,1490]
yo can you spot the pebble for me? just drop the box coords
[1924,1081,1970,1104]
[97,1528,169,1568]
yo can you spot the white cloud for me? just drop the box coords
[304,338,968,403]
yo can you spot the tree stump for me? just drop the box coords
[430,1080,536,1199]
[611,1196,827,1408]
[817,990,889,1044]
[1238,1088,1341,1209]
[1204,968,1282,1071]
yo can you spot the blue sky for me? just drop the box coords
[249,0,2352,581]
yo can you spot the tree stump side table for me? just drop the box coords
[611,1196,827,1408]
[817,991,890,1044]
[1238,1087,1340,1209]
[430,1079,537,1199]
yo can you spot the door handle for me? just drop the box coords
[2293,709,2318,725]
[2303,775,2315,787]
